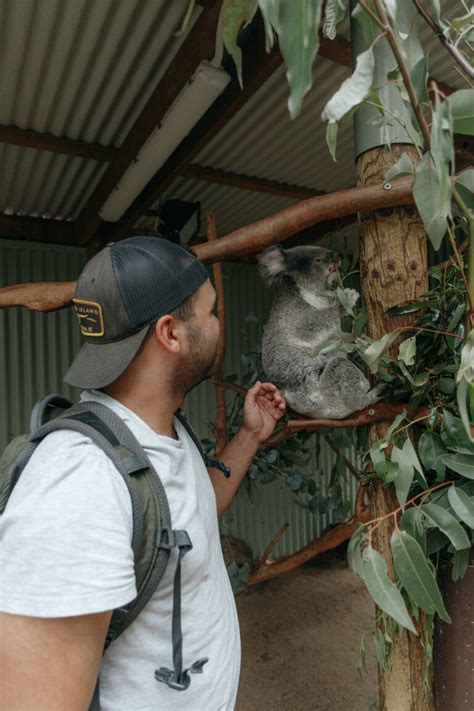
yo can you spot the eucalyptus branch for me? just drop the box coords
[365,480,454,533]
[322,433,364,481]
[446,222,473,312]
[413,0,474,80]
[373,0,432,147]
[364,99,424,157]
[436,238,468,270]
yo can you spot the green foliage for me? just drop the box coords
[360,545,417,633]
[321,47,374,125]
[391,530,450,622]
[259,0,323,118]
[222,0,259,87]
[227,561,251,594]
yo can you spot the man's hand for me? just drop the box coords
[241,381,286,444]
[208,381,286,515]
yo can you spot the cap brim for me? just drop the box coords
[64,325,149,389]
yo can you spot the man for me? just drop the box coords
[0,236,285,711]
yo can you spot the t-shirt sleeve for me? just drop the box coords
[0,430,137,617]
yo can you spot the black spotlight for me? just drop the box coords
[156,199,201,245]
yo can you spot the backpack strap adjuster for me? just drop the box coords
[155,528,192,553]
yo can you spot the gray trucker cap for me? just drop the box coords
[64,236,209,389]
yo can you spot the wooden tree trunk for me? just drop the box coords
[357,144,434,710]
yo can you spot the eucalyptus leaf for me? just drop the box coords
[402,437,427,487]
[259,0,323,118]
[322,0,345,40]
[336,285,355,317]
[447,485,474,528]
[370,440,398,482]
[456,168,474,210]
[421,502,471,550]
[385,410,408,441]
[361,332,399,374]
[361,546,417,634]
[347,526,365,577]
[399,507,426,551]
[222,0,259,87]
[450,9,474,31]
[447,303,465,333]
[374,625,387,668]
[391,445,414,505]
[448,90,474,135]
[384,152,414,182]
[441,409,474,453]
[353,308,369,336]
[441,453,474,480]
[410,55,428,104]
[418,431,447,482]
[452,547,470,582]
[426,528,449,555]
[398,336,416,366]
[391,530,451,623]
[325,120,338,161]
[321,48,374,123]
[413,152,449,250]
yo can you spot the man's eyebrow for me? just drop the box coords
[212,294,218,309]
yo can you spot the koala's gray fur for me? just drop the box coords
[259,244,380,419]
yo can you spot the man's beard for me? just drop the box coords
[172,322,218,396]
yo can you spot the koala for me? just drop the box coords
[258,244,380,419]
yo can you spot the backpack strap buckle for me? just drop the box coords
[155,657,209,691]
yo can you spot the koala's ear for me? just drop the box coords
[258,246,286,284]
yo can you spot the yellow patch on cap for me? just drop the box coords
[73,299,105,337]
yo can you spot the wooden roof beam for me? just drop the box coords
[0,124,116,162]
[181,164,325,200]
[75,0,224,247]
[0,214,78,246]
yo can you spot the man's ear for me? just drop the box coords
[258,246,286,285]
[154,314,183,354]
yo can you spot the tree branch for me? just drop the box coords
[413,0,474,80]
[208,212,228,455]
[246,484,372,586]
[373,0,431,147]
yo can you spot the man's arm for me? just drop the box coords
[0,610,112,711]
[208,381,285,516]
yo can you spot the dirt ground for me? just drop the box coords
[235,560,379,711]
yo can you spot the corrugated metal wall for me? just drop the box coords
[0,241,357,559]
[0,239,86,445]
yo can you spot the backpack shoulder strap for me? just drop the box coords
[175,409,231,478]
[30,393,74,431]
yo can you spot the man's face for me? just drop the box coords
[175,280,220,394]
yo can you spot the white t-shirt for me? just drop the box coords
[0,390,240,711]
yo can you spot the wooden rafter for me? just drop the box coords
[75,1,224,247]
[0,214,77,246]
[0,124,116,162]
[181,164,324,200]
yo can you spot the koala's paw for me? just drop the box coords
[345,288,360,307]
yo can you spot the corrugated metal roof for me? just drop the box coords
[0,0,202,220]
[0,0,468,237]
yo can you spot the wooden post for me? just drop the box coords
[357,145,432,710]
